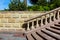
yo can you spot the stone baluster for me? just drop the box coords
[41,16,43,26]
[57,11,60,19]
[31,21,34,29]
[27,22,30,31]
[45,15,47,24]
[36,18,39,27]
[53,11,56,20]
[49,13,52,22]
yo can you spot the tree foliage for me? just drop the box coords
[29,0,60,11]
[30,0,47,6]
[9,0,27,11]
[4,0,60,11]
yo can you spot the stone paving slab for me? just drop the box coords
[0,33,26,40]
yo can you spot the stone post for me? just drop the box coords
[36,18,39,27]
[41,16,43,26]
[27,22,30,31]
[57,11,59,19]
[31,21,34,29]
[53,11,56,20]
[45,15,47,24]
[49,13,52,22]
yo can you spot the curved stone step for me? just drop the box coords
[46,27,60,34]
[42,29,60,40]
[54,24,60,27]
[32,32,43,40]
[50,26,60,30]
[26,34,34,40]
[36,30,55,40]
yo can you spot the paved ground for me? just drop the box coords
[0,33,26,40]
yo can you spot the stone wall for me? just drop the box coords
[0,11,45,31]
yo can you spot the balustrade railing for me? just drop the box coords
[24,7,60,31]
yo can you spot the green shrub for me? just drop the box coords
[44,6,50,11]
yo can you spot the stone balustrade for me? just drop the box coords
[24,7,60,31]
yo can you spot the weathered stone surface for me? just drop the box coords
[0,11,44,31]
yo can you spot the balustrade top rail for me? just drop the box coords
[24,7,60,22]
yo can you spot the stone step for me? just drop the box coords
[42,29,60,40]
[54,24,60,27]
[36,30,55,40]
[46,27,60,34]
[32,32,43,40]
[50,25,60,30]
[26,34,34,40]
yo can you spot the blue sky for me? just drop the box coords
[0,0,31,10]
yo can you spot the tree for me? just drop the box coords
[9,0,27,11]
[30,0,47,6]
[50,0,60,7]
[30,0,38,5]
[29,0,50,11]
[29,0,60,11]
[24,0,27,6]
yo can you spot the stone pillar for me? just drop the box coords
[41,16,43,26]
[27,22,30,31]
[31,21,34,29]
[45,15,47,24]
[53,11,56,20]
[36,18,39,27]
[57,11,59,19]
[49,13,52,22]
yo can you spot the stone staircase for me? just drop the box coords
[26,23,60,40]
[23,7,60,40]
[0,7,60,40]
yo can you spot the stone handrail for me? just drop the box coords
[24,7,60,31]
